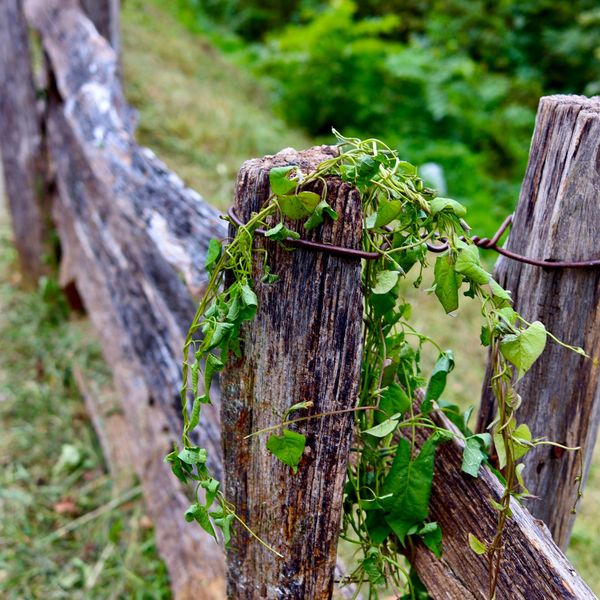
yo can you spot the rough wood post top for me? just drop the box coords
[237,145,337,174]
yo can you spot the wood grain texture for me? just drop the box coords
[26,1,227,596]
[221,148,364,599]
[410,407,597,600]
[476,95,600,548]
[0,0,50,282]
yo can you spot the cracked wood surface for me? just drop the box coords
[221,148,364,599]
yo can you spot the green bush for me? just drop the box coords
[254,1,541,233]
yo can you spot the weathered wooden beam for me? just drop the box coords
[81,0,120,53]
[411,408,597,600]
[476,95,600,549]
[221,148,364,599]
[25,0,228,597]
[0,0,50,283]
[72,364,136,494]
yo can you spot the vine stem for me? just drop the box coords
[243,406,379,439]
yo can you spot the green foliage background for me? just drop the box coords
[169,0,600,235]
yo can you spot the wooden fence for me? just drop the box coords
[1,1,599,599]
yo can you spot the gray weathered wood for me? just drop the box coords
[410,405,597,600]
[72,364,136,493]
[25,0,227,597]
[81,0,120,53]
[476,95,600,549]
[0,0,49,282]
[221,148,364,599]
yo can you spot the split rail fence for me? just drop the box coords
[1,1,599,599]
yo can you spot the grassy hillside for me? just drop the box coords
[122,0,310,210]
[0,0,597,596]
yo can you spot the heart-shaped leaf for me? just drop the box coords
[500,321,547,379]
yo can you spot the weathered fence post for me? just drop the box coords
[221,147,364,599]
[477,95,600,549]
[81,0,120,53]
[0,0,50,283]
[24,1,227,596]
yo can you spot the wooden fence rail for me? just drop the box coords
[0,1,598,599]
[18,1,228,598]
[0,0,50,282]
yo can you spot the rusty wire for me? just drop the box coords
[227,208,600,269]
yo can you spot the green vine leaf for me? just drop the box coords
[278,191,321,219]
[373,199,402,228]
[265,222,301,241]
[269,165,301,195]
[205,238,222,274]
[210,510,235,545]
[377,383,411,422]
[430,197,467,217]
[201,477,220,507]
[187,395,206,432]
[500,321,547,379]
[419,521,443,558]
[489,278,511,302]
[461,434,491,477]
[468,533,487,555]
[178,446,207,466]
[165,448,191,484]
[203,353,224,402]
[361,550,386,585]
[304,199,338,230]
[382,434,448,543]
[372,270,400,294]
[363,413,402,438]
[185,503,216,539]
[422,351,455,414]
[511,423,533,461]
[434,254,459,314]
[266,429,306,473]
[454,243,491,285]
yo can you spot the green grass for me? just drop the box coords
[0,207,170,598]
[1,0,598,596]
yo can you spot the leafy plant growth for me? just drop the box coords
[167,132,584,598]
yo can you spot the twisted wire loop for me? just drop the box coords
[227,208,600,269]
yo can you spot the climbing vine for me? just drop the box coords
[166,132,585,599]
